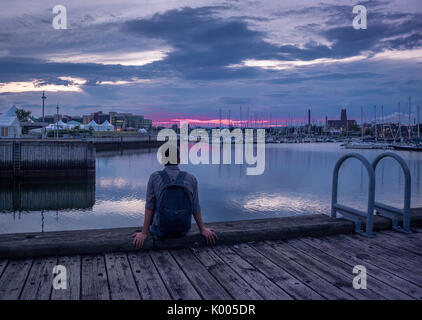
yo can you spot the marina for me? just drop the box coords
[0,0,421,304]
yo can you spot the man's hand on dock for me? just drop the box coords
[200,227,218,245]
[132,232,148,249]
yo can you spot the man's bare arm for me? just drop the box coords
[193,211,218,245]
[132,209,154,249]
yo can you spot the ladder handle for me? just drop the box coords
[332,153,375,236]
[372,152,411,232]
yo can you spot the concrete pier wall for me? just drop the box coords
[87,135,163,151]
[0,140,96,178]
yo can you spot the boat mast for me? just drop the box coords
[381,105,384,140]
[418,105,420,140]
[398,102,402,141]
[408,96,412,140]
[374,105,377,142]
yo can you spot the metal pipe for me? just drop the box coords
[372,152,412,233]
[332,153,375,237]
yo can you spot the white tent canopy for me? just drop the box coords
[0,106,21,138]
[5,105,18,117]
[97,120,114,131]
[83,120,101,131]
[45,120,73,131]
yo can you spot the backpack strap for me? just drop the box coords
[175,171,187,185]
[159,170,172,186]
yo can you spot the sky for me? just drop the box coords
[0,0,421,126]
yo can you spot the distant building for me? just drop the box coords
[47,110,152,130]
[327,109,356,130]
[91,111,110,124]
[109,112,152,130]
[40,115,57,124]
[71,116,83,123]
[82,115,91,124]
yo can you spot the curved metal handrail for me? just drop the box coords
[332,153,376,237]
[372,152,412,233]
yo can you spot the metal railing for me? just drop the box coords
[372,152,412,234]
[332,153,375,237]
[332,152,413,237]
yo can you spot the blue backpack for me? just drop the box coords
[156,170,193,236]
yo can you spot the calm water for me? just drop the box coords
[0,143,421,234]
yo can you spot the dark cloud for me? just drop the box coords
[268,72,382,84]
[0,57,153,83]
[123,6,280,79]
[0,2,421,120]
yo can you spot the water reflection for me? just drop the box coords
[0,143,421,234]
[0,179,95,212]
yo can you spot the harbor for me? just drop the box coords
[0,0,421,305]
[1,143,421,234]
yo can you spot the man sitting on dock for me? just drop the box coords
[132,145,218,248]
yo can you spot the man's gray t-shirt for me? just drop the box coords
[145,165,201,229]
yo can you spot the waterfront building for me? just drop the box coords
[0,106,22,138]
[92,111,110,124]
[82,115,91,124]
[109,112,152,130]
[39,115,57,124]
[327,109,357,130]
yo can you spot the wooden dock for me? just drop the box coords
[0,228,421,300]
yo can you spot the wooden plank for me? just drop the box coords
[150,250,201,300]
[213,246,292,300]
[348,232,422,263]
[237,243,326,300]
[288,238,412,300]
[301,236,422,299]
[376,231,422,254]
[337,235,422,284]
[81,255,110,300]
[0,259,33,300]
[20,256,57,300]
[234,243,324,300]
[276,240,385,300]
[249,242,353,300]
[104,252,140,300]
[0,213,355,259]
[266,240,375,300]
[0,260,7,278]
[128,251,171,300]
[171,249,232,300]
[51,256,81,300]
[191,247,263,300]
